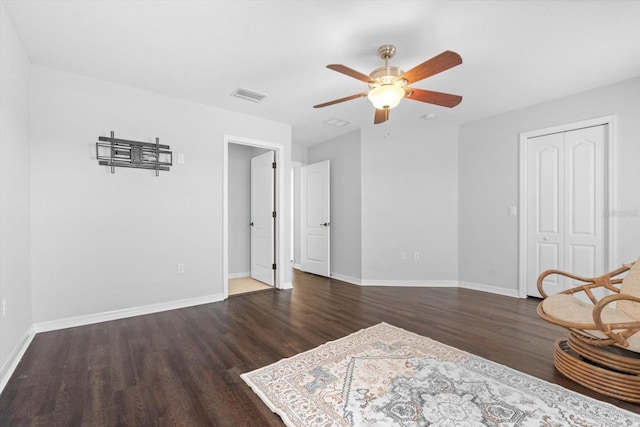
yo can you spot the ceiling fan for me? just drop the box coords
[314,44,463,124]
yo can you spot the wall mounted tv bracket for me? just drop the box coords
[96,131,172,176]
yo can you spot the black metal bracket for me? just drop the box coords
[96,131,172,176]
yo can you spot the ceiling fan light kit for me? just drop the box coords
[314,44,463,124]
[367,84,405,109]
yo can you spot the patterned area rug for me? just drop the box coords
[241,323,640,426]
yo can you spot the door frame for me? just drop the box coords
[223,135,286,299]
[518,115,616,298]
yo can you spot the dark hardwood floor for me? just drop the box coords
[2,270,639,425]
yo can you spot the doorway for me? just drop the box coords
[223,136,286,299]
[518,116,615,298]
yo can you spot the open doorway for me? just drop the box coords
[223,135,286,299]
[227,144,274,296]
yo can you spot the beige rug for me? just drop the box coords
[242,323,640,426]
[228,276,272,296]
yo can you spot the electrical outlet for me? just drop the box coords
[414,251,420,261]
[177,263,185,274]
[400,251,406,260]
[509,206,518,216]
[178,153,185,164]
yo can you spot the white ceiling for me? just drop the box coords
[4,0,640,146]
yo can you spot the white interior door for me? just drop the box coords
[526,125,606,297]
[527,132,565,296]
[564,126,606,290]
[251,151,275,286]
[301,160,330,277]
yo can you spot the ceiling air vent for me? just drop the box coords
[231,88,267,103]
[323,118,350,127]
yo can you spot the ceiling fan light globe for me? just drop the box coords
[368,84,405,110]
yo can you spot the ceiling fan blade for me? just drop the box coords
[313,92,368,108]
[404,88,462,108]
[374,108,389,124]
[399,50,462,84]
[327,64,372,83]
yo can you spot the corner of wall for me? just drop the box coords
[0,2,34,394]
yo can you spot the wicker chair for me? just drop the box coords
[536,258,640,403]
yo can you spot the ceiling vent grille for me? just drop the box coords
[231,88,267,103]
[323,118,350,127]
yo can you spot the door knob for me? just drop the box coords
[543,236,549,241]
[321,222,330,227]
[250,222,254,226]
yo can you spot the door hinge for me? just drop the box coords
[272,211,277,218]
[272,162,277,169]
[272,263,277,270]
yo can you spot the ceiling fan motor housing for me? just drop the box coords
[368,66,407,90]
[369,44,407,90]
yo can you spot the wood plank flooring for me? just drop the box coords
[2,270,639,425]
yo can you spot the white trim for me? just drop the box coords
[606,117,617,268]
[458,281,521,298]
[224,135,286,300]
[0,326,36,393]
[293,263,302,270]
[33,293,224,333]
[297,269,525,298]
[228,271,251,279]
[518,115,616,298]
[332,275,520,297]
[330,273,362,285]
[358,279,459,287]
[280,281,293,290]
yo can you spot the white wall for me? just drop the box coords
[361,122,459,283]
[308,130,362,281]
[291,144,308,267]
[292,143,308,164]
[459,77,640,292]
[30,66,291,324]
[0,3,33,383]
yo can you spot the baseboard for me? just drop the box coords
[33,292,225,333]
[293,264,302,270]
[228,272,250,279]
[458,281,521,298]
[0,325,36,393]
[296,270,523,298]
[359,279,459,287]
[279,281,293,290]
[330,273,362,286]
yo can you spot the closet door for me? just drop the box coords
[563,126,606,289]
[526,125,607,297]
[527,132,565,297]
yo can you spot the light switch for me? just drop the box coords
[509,206,518,216]
[178,153,185,164]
